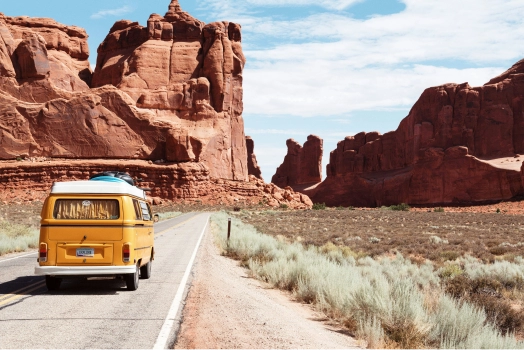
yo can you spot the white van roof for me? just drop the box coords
[51,181,147,199]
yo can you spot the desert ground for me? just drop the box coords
[3,200,524,348]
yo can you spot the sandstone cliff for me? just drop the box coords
[284,61,524,206]
[0,1,313,208]
[0,0,247,181]
[272,135,323,188]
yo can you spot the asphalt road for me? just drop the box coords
[0,212,210,349]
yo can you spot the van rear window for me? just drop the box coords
[53,199,120,220]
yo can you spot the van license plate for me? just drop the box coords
[76,248,95,257]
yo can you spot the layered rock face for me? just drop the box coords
[91,0,247,180]
[0,160,312,209]
[272,135,323,188]
[0,3,312,208]
[304,61,524,206]
[246,136,262,180]
[0,0,248,181]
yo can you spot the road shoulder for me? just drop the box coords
[175,224,360,349]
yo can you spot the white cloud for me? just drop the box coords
[90,5,133,19]
[233,0,524,117]
[244,64,504,117]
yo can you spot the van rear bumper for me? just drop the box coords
[35,266,136,276]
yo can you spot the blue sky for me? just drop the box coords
[2,0,524,180]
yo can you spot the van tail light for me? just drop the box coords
[123,243,131,263]
[39,243,48,263]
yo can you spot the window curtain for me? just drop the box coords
[54,200,120,220]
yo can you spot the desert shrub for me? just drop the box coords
[348,206,355,211]
[440,250,461,261]
[429,235,449,244]
[443,273,524,335]
[319,242,364,262]
[470,294,524,335]
[459,255,524,289]
[357,317,385,349]
[490,246,508,256]
[389,203,411,211]
[438,264,463,280]
[369,236,381,244]
[434,207,445,212]
[312,203,326,210]
[336,206,345,210]
[0,221,39,255]
[156,211,182,221]
[211,213,524,348]
[279,203,289,209]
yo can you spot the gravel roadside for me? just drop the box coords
[175,225,360,349]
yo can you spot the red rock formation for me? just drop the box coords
[0,1,248,181]
[272,135,323,188]
[246,136,262,180]
[0,159,312,209]
[0,3,311,208]
[301,61,524,206]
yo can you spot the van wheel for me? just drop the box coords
[125,264,139,291]
[45,276,62,291]
[140,260,152,279]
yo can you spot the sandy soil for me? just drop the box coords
[477,155,523,171]
[175,226,360,349]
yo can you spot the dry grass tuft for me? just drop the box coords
[0,220,39,256]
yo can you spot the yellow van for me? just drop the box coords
[35,173,155,291]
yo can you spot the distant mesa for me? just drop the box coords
[272,59,524,207]
[272,135,323,188]
[0,2,312,209]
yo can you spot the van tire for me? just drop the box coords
[125,264,139,291]
[140,260,152,279]
[45,276,62,291]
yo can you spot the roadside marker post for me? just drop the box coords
[227,218,232,245]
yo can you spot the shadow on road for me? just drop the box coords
[0,275,132,298]
[0,275,44,295]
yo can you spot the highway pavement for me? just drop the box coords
[0,212,210,349]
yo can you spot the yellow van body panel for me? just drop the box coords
[37,192,154,274]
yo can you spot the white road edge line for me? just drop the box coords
[153,214,210,350]
[0,252,37,264]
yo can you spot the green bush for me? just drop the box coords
[438,264,463,279]
[389,203,411,211]
[434,207,445,212]
[279,203,289,209]
[312,203,326,210]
